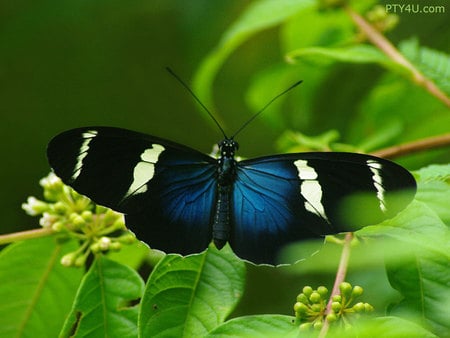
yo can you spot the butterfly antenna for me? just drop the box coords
[231,80,303,139]
[166,67,227,138]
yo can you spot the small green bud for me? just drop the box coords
[332,295,342,303]
[40,212,58,228]
[69,213,86,228]
[309,291,321,304]
[61,252,77,266]
[90,242,101,253]
[74,255,87,267]
[313,320,323,330]
[22,197,49,216]
[98,237,111,251]
[294,302,309,314]
[302,286,313,297]
[109,242,122,251]
[53,202,68,214]
[51,221,65,232]
[339,282,352,297]
[364,303,374,312]
[331,301,342,313]
[81,210,93,222]
[297,293,308,304]
[353,302,365,312]
[352,285,364,297]
[326,313,337,322]
[40,173,63,191]
[310,304,322,313]
[118,232,136,244]
[317,286,328,297]
[299,323,312,331]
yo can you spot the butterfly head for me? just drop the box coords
[219,138,239,158]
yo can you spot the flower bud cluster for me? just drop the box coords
[22,172,134,267]
[293,282,374,331]
[294,286,329,331]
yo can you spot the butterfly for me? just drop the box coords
[47,74,416,265]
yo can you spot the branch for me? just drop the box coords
[370,133,450,159]
[0,228,54,246]
[318,232,353,338]
[344,5,450,108]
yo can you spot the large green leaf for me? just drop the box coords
[139,245,245,337]
[60,255,144,338]
[386,250,449,337]
[358,198,449,337]
[0,237,83,338]
[193,0,315,110]
[205,314,298,337]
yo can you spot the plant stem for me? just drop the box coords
[371,133,450,159]
[344,5,450,108]
[0,228,54,245]
[319,232,353,338]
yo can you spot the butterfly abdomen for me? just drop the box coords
[213,184,232,249]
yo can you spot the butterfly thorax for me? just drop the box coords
[217,139,238,186]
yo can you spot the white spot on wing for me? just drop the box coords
[294,160,329,222]
[72,130,98,180]
[124,144,165,198]
[367,159,386,212]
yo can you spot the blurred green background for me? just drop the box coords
[1,0,245,233]
[0,0,449,322]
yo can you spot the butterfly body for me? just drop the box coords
[47,126,416,264]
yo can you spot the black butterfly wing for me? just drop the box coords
[231,152,416,264]
[47,127,217,255]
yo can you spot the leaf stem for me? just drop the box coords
[370,133,450,159]
[344,5,450,108]
[0,228,54,245]
[319,232,353,338]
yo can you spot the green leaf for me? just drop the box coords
[329,316,439,338]
[193,0,315,110]
[285,45,406,74]
[386,251,450,337]
[139,245,245,338]
[205,314,298,337]
[415,164,450,224]
[358,199,449,337]
[358,200,448,260]
[60,255,144,338]
[0,237,83,338]
[400,38,450,95]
